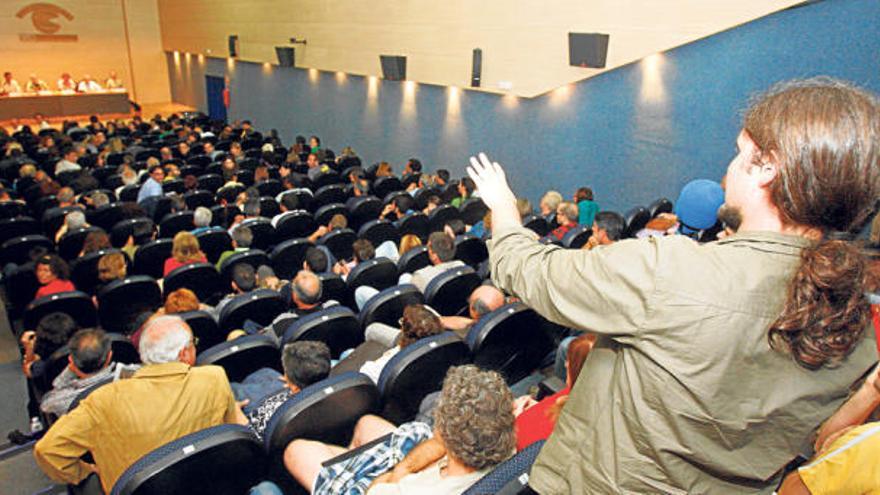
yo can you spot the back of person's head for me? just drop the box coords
[171,231,202,263]
[37,254,70,280]
[304,246,328,273]
[98,252,126,282]
[164,288,200,314]
[436,169,450,183]
[243,197,261,217]
[541,190,563,212]
[445,219,465,236]
[407,158,422,173]
[292,270,322,305]
[69,328,111,374]
[351,239,375,263]
[716,204,742,235]
[393,194,414,214]
[232,225,253,248]
[427,231,455,263]
[231,263,256,292]
[37,312,79,349]
[328,214,348,231]
[91,192,109,208]
[193,206,212,228]
[57,187,75,204]
[82,231,110,255]
[747,78,880,369]
[281,193,299,211]
[398,234,422,256]
[594,211,626,242]
[433,365,515,470]
[575,187,594,202]
[459,177,475,196]
[516,198,533,218]
[282,340,331,390]
[65,210,86,230]
[131,221,154,245]
[557,202,578,224]
[138,315,193,365]
[469,285,505,319]
[398,304,443,348]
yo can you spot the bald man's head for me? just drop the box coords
[292,270,322,308]
[138,315,195,365]
[468,285,505,320]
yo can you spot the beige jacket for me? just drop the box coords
[489,227,875,494]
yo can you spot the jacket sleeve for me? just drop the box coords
[33,401,97,485]
[488,226,658,337]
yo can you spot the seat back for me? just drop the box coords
[314,202,348,227]
[358,219,399,248]
[648,197,674,218]
[397,245,430,275]
[257,180,284,198]
[108,333,141,364]
[269,238,313,280]
[218,249,269,286]
[281,305,362,359]
[394,212,429,242]
[42,205,82,237]
[239,217,276,250]
[467,303,555,384]
[1,234,54,265]
[358,284,424,328]
[318,228,356,261]
[346,257,398,292]
[454,235,489,267]
[424,266,481,316]
[378,332,471,424]
[197,174,224,195]
[71,248,125,295]
[0,200,27,220]
[97,276,162,334]
[158,211,195,239]
[196,334,281,383]
[217,289,287,334]
[346,195,382,231]
[371,176,403,199]
[316,272,351,307]
[195,230,232,264]
[522,214,549,237]
[58,226,105,261]
[88,203,128,232]
[183,190,214,210]
[179,310,224,354]
[462,440,546,495]
[110,424,267,495]
[4,262,39,319]
[274,211,316,240]
[313,185,347,210]
[132,239,173,279]
[277,190,313,213]
[163,262,223,304]
[0,216,40,246]
[460,197,488,226]
[311,170,342,190]
[561,225,591,249]
[263,373,380,480]
[111,218,154,248]
[413,187,441,211]
[208,204,240,229]
[624,206,650,238]
[428,204,461,233]
[24,291,97,330]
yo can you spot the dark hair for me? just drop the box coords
[282,341,331,389]
[69,328,111,374]
[594,211,625,242]
[393,194,414,214]
[36,254,70,280]
[445,219,466,236]
[131,221,154,245]
[436,169,450,183]
[575,187,594,202]
[231,263,256,291]
[36,312,78,354]
[232,225,253,248]
[292,271,322,305]
[407,158,422,173]
[82,231,111,255]
[428,232,456,262]
[745,78,880,370]
[148,164,163,175]
[304,246,328,273]
[460,177,476,196]
[716,204,743,233]
[352,239,375,263]
[281,193,299,211]
[399,304,443,348]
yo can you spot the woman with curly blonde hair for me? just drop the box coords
[162,231,207,277]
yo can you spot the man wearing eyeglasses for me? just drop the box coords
[34,315,246,494]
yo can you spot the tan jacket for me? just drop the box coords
[34,362,238,493]
[489,227,876,494]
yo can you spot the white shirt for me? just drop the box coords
[2,80,21,95]
[77,80,103,93]
[359,346,400,384]
[57,78,76,91]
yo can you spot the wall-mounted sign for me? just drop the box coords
[16,3,78,42]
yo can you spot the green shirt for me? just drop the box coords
[488,226,876,494]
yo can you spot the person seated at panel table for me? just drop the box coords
[57,73,76,92]
[104,71,123,90]
[76,75,103,93]
[1,72,22,96]
[25,74,49,93]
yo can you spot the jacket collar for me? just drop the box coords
[132,362,191,379]
[715,230,812,255]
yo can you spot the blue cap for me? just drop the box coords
[674,179,724,232]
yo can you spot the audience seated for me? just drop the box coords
[269,270,334,337]
[285,364,515,494]
[333,238,375,279]
[213,263,256,320]
[216,225,252,270]
[34,315,244,493]
[54,209,89,243]
[40,328,139,417]
[574,187,599,227]
[34,254,75,300]
[308,213,348,243]
[191,206,217,235]
[548,201,578,241]
[137,164,164,205]
[95,252,126,294]
[583,210,626,249]
[80,230,110,257]
[236,340,331,440]
[162,231,208,277]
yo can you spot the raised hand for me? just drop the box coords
[466,152,516,212]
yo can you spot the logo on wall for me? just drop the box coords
[16,3,78,42]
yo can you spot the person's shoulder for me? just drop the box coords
[189,363,232,384]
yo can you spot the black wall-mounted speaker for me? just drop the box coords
[275,47,295,67]
[228,35,239,58]
[380,55,407,81]
[471,48,482,88]
[568,32,610,68]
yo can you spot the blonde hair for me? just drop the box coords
[98,252,126,282]
[399,234,422,256]
[171,231,203,263]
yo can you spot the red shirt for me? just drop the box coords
[35,279,76,300]
[163,255,207,278]
[550,222,576,241]
[515,386,570,451]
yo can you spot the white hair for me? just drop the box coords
[138,315,192,364]
[193,207,212,228]
[66,210,86,230]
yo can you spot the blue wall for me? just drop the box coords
[166,0,880,213]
